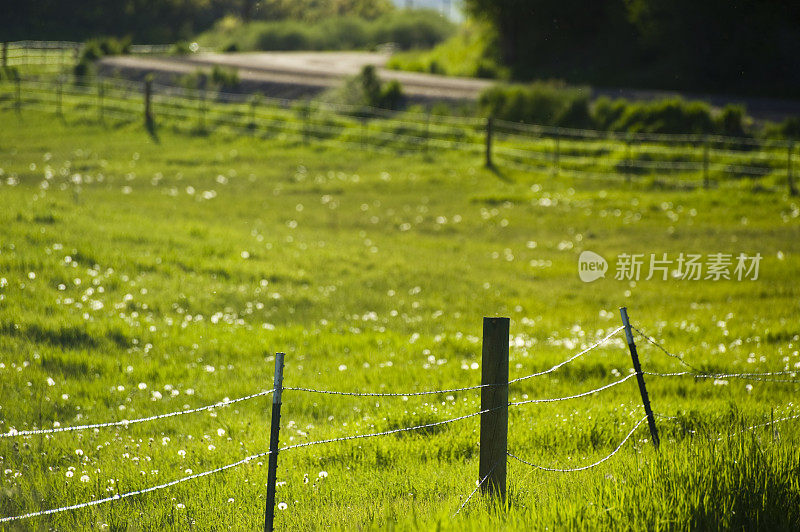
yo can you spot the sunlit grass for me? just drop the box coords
[0,105,798,530]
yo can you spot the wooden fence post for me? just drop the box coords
[423,109,430,155]
[144,77,153,129]
[619,307,660,449]
[264,352,285,532]
[553,131,560,176]
[625,138,632,183]
[56,76,63,117]
[479,317,509,499]
[788,141,797,196]
[485,116,493,168]
[14,76,21,115]
[97,80,104,123]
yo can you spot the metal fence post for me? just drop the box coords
[479,317,508,499]
[619,307,660,449]
[264,352,285,532]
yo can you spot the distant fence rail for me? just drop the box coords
[1,309,798,527]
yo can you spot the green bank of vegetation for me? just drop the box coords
[195,10,455,52]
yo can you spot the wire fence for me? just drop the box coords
[2,41,798,192]
[2,315,797,525]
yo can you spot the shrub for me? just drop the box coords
[211,65,239,90]
[606,98,715,134]
[74,36,131,77]
[478,81,591,127]
[763,116,800,140]
[179,66,240,92]
[716,104,746,137]
[321,65,404,111]
[197,11,454,52]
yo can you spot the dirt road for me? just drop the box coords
[99,51,492,102]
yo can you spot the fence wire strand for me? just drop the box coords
[509,373,636,407]
[284,327,624,398]
[0,449,272,523]
[632,326,701,372]
[633,325,798,383]
[1,390,272,438]
[452,461,499,518]
[508,415,647,472]
[509,326,625,384]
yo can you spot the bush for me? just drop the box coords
[179,66,240,91]
[321,65,405,111]
[478,81,591,127]
[371,10,454,50]
[196,11,454,52]
[74,36,131,77]
[608,98,715,134]
[211,65,239,90]
[716,104,747,137]
[763,116,800,140]
[386,20,506,79]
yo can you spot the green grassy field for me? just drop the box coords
[1,104,799,530]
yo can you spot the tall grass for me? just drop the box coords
[0,86,799,531]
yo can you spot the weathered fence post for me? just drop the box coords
[788,141,797,196]
[485,116,493,168]
[264,352,285,532]
[423,109,430,155]
[14,75,21,115]
[144,77,153,129]
[619,307,660,449]
[302,104,310,145]
[97,80,104,123]
[56,76,63,117]
[480,317,509,499]
[553,131,560,176]
[702,138,710,189]
[625,137,632,183]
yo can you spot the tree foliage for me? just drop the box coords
[0,0,394,43]
[464,0,800,96]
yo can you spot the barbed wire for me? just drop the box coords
[451,461,499,518]
[633,325,798,383]
[507,415,647,472]
[509,327,625,384]
[1,390,271,438]
[718,413,800,441]
[0,449,272,523]
[509,373,636,407]
[645,371,799,383]
[284,328,624,398]
[631,326,701,372]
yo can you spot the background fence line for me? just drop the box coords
[2,44,798,192]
